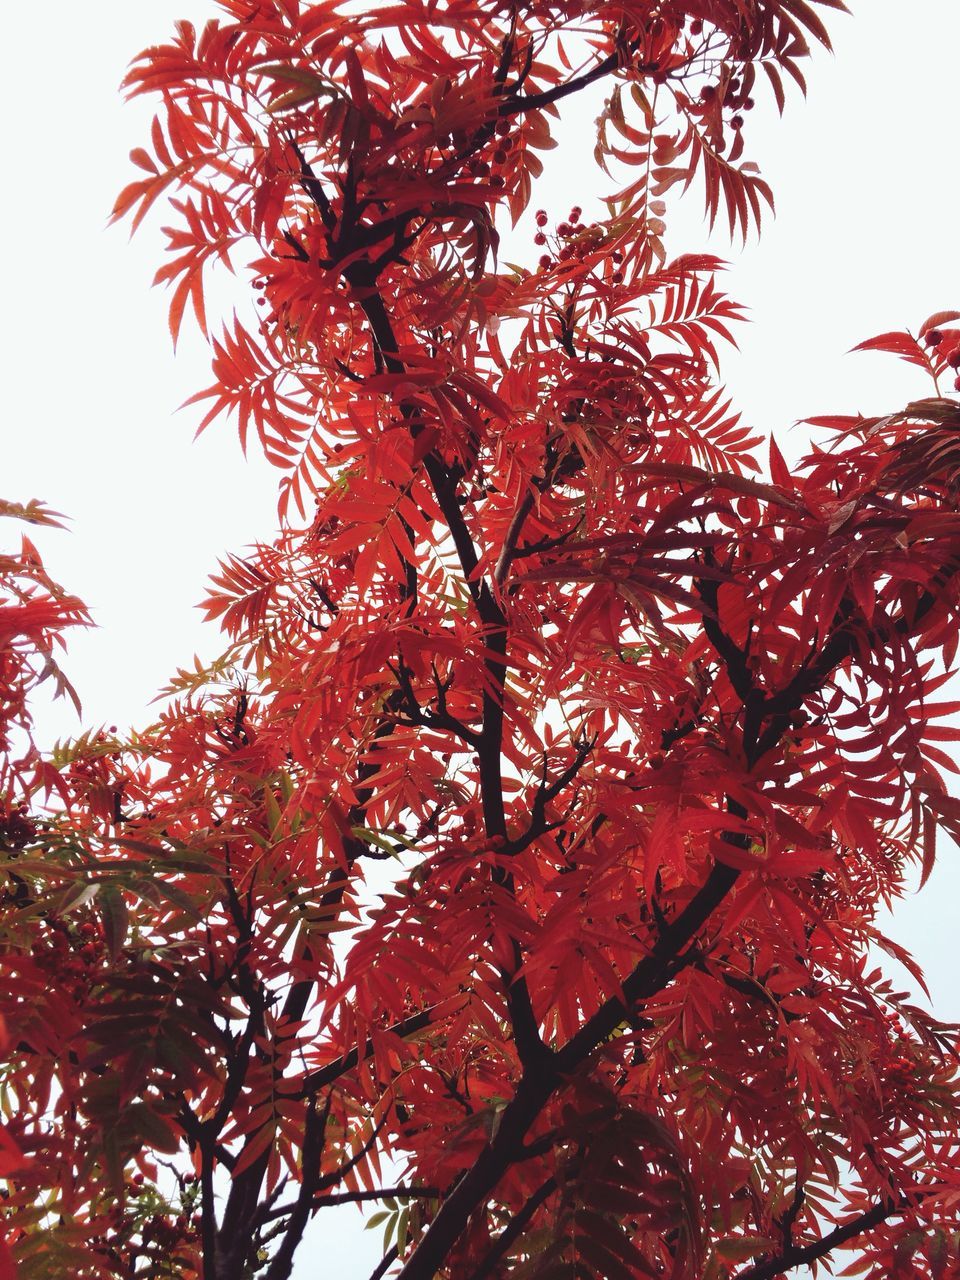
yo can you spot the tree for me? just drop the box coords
[2,0,960,1277]
[0,503,88,1280]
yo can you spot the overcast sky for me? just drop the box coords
[2,2,958,1274]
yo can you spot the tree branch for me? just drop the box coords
[503,50,622,114]
[262,1185,441,1224]
[733,1198,904,1280]
[464,1176,557,1280]
[296,1002,457,1098]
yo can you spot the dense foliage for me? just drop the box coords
[2,2,960,1278]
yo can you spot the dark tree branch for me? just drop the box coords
[464,1176,557,1280]
[264,1093,332,1280]
[733,1198,905,1280]
[352,276,547,1073]
[296,1003,454,1098]
[367,1244,400,1280]
[262,1184,441,1223]
[503,50,622,114]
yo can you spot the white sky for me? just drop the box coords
[1,2,958,1275]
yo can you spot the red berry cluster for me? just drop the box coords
[883,1045,920,1102]
[138,1211,201,1249]
[0,804,35,851]
[30,919,105,1001]
[442,117,515,190]
[532,206,627,282]
[923,326,960,391]
[694,70,754,151]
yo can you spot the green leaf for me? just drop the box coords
[715,1236,779,1262]
[125,1103,181,1154]
[56,881,98,914]
[263,784,282,836]
[98,884,128,960]
[256,64,340,114]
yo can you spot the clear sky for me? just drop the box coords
[2,2,958,1275]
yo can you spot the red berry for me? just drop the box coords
[611,270,624,285]
[493,149,507,165]
[569,206,582,223]
[490,174,505,188]
[954,374,960,392]
[535,210,548,226]
[557,221,571,236]
[690,18,703,35]
[947,346,960,370]
[538,254,553,270]
[731,114,744,130]
[494,118,511,136]
[534,231,546,245]
[924,328,943,346]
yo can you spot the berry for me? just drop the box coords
[534,231,546,245]
[731,114,744,130]
[494,118,511,136]
[954,374,960,392]
[744,97,755,110]
[947,346,960,370]
[538,254,553,270]
[569,206,582,223]
[611,270,624,284]
[535,210,548,226]
[924,328,943,346]
[557,221,571,236]
[490,174,505,188]
[493,148,507,165]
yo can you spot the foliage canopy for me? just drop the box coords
[2,1,960,1278]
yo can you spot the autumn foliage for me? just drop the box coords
[2,1,960,1277]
